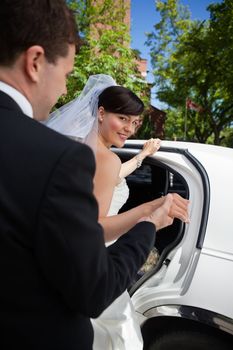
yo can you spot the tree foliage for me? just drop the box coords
[146,0,233,145]
[60,0,150,113]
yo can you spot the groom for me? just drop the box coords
[0,1,174,349]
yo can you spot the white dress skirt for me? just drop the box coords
[91,178,143,350]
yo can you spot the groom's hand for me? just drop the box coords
[139,194,174,231]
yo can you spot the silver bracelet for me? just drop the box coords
[136,154,143,168]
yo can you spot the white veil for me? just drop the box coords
[45,74,117,150]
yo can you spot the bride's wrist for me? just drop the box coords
[135,154,143,168]
[139,150,147,159]
[140,203,153,217]
[135,152,146,168]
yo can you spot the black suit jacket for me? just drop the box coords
[0,91,156,349]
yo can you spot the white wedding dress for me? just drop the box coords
[91,178,143,350]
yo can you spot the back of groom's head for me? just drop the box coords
[0,0,78,66]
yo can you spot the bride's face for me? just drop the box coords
[98,107,141,148]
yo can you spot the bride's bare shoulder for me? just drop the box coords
[94,147,122,215]
[96,147,121,170]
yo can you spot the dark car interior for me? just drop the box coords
[115,150,189,291]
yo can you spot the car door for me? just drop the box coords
[115,139,208,295]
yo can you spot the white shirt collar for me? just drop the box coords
[0,81,33,118]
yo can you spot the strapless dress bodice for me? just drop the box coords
[107,178,129,216]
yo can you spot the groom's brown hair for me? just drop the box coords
[0,0,78,66]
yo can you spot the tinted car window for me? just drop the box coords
[119,157,188,255]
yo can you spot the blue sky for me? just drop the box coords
[130,0,217,106]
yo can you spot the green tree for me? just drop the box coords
[60,0,150,114]
[220,127,233,148]
[146,0,233,145]
[164,108,185,141]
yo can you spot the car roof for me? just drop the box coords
[126,140,233,173]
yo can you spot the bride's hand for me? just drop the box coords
[168,193,190,223]
[141,194,174,231]
[143,193,189,223]
[140,138,161,158]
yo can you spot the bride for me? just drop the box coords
[45,74,189,349]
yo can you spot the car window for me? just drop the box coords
[119,156,189,258]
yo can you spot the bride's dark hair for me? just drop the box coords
[98,86,144,115]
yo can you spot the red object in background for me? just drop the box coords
[186,98,203,112]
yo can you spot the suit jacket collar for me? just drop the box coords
[0,90,25,114]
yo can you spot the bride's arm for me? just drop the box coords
[94,150,159,242]
[99,198,163,242]
[94,148,189,243]
[99,194,189,243]
[119,138,161,179]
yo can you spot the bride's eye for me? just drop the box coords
[133,120,140,127]
[119,115,127,122]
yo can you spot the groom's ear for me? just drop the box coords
[24,45,45,83]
